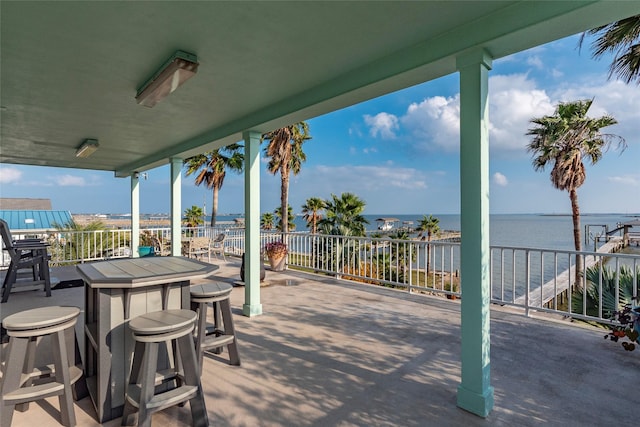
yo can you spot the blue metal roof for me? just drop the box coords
[0,210,73,231]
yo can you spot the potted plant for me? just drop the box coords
[264,241,288,271]
[444,281,459,300]
[604,301,640,352]
[138,230,155,257]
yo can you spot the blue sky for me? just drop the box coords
[1,34,639,216]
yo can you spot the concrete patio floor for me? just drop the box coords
[1,258,638,426]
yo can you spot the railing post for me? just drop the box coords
[408,241,413,292]
[525,250,530,317]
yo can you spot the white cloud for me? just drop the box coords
[0,167,22,183]
[385,72,640,157]
[348,126,364,138]
[398,74,554,153]
[401,95,460,152]
[526,56,543,69]
[607,175,639,187]
[313,164,427,191]
[56,174,89,186]
[364,112,399,139]
[274,164,458,215]
[369,72,640,159]
[550,68,564,79]
[489,74,554,151]
[493,172,508,186]
[552,80,640,145]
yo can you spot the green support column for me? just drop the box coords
[170,158,182,256]
[456,49,494,417]
[243,131,263,316]
[131,173,140,258]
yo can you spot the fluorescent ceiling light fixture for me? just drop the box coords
[76,139,99,158]
[136,50,199,108]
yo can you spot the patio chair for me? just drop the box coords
[211,233,226,261]
[187,237,212,262]
[0,219,52,303]
[151,235,171,256]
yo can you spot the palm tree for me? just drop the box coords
[527,99,624,285]
[572,265,639,321]
[262,122,312,234]
[274,206,296,232]
[52,219,110,262]
[580,14,640,84]
[301,197,324,234]
[318,192,369,236]
[315,193,368,275]
[302,197,325,269]
[317,222,360,275]
[183,205,204,228]
[184,143,244,227]
[388,230,415,283]
[416,214,440,272]
[261,212,275,231]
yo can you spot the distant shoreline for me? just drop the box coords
[72,214,244,229]
[72,212,640,230]
[538,213,640,218]
[73,214,170,228]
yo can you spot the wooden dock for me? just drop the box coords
[432,231,461,242]
[514,237,625,308]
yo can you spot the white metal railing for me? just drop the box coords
[267,232,639,326]
[3,226,638,325]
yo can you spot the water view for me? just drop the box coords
[206,212,640,252]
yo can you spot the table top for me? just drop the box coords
[76,256,218,289]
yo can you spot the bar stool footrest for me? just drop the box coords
[3,382,65,404]
[17,365,54,385]
[154,368,183,386]
[202,334,235,351]
[4,366,84,404]
[17,364,84,388]
[125,384,198,413]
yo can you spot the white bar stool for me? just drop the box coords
[1,306,85,427]
[190,282,240,373]
[121,309,208,427]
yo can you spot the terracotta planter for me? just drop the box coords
[268,254,287,271]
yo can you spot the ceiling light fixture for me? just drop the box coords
[135,50,199,108]
[75,139,99,158]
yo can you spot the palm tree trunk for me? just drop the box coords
[281,173,289,235]
[426,232,432,273]
[211,186,219,227]
[569,188,582,287]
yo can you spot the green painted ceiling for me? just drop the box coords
[1,1,638,177]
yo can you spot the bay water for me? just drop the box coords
[214,213,640,252]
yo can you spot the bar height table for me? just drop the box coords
[77,256,218,423]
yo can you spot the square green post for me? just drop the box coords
[170,158,182,256]
[131,173,140,257]
[456,49,494,417]
[243,131,263,316]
